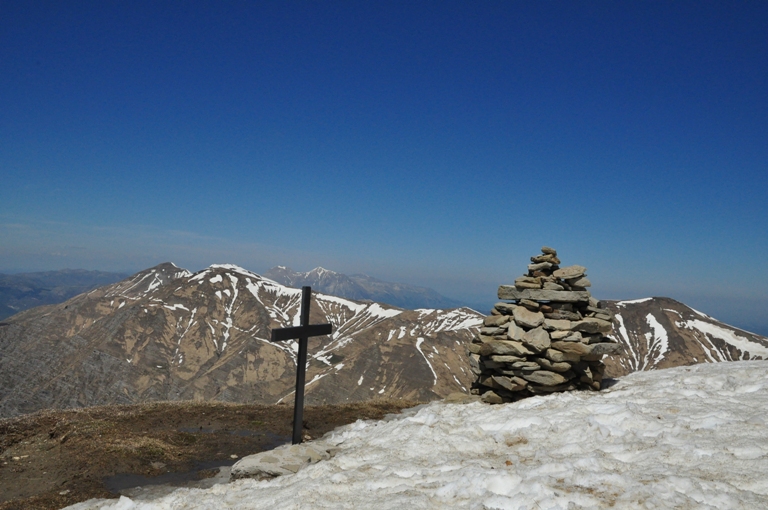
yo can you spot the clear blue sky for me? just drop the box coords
[1,1,767,334]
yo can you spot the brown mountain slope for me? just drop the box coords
[0,264,482,418]
[601,297,768,377]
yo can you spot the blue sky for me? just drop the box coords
[1,1,767,334]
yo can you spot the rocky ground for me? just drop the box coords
[0,399,418,510]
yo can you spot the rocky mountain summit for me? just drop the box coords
[1,260,766,419]
[0,263,482,418]
[468,247,622,403]
[264,266,461,310]
[602,296,768,377]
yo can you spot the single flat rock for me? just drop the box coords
[546,348,581,363]
[481,391,503,404]
[588,342,624,356]
[553,265,587,279]
[522,326,551,352]
[490,354,525,363]
[479,340,533,357]
[513,307,545,329]
[506,321,525,341]
[522,370,569,386]
[498,287,590,303]
[543,319,572,331]
[230,442,336,481]
[551,341,591,356]
[566,276,591,288]
[490,375,527,391]
[528,262,553,272]
[494,302,518,314]
[535,357,572,372]
[530,254,559,264]
[483,315,511,327]
[571,318,613,334]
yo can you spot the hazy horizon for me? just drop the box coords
[2,3,766,335]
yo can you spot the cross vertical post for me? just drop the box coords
[270,286,332,444]
[292,286,311,445]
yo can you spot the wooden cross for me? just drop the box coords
[270,286,332,444]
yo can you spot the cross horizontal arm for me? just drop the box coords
[270,323,332,342]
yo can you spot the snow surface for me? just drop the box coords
[69,360,768,509]
[615,297,652,306]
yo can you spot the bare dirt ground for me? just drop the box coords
[0,399,419,509]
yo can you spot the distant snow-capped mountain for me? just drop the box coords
[601,297,768,377]
[264,266,462,310]
[0,263,482,418]
[2,263,766,419]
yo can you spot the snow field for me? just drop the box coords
[69,360,768,509]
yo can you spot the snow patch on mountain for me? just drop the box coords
[643,313,669,367]
[616,297,652,306]
[68,360,768,509]
[415,308,483,334]
[415,337,437,385]
[681,319,768,358]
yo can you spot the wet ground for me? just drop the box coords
[0,399,417,510]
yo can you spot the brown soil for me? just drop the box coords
[0,399,419,509]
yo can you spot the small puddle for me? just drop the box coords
[104,459,236,493]
[104,431,290,497]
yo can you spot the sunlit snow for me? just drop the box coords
[68,360,768,509]
[616,297,653,306]
[681,319,768,358]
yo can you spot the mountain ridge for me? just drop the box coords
[601,296,768,377]
[264,265,462,310]
[0,263,482,418]
[2,263,767,419]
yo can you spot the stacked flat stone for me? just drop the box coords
[468,247,623,404]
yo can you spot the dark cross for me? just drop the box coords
[270,286,332,444]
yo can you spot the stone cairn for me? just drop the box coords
[468,247,623,404]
